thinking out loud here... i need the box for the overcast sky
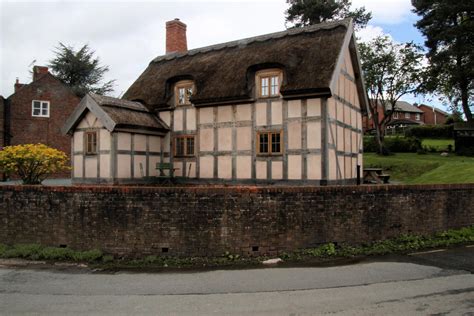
[0,0,439,107]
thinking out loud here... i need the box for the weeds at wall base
[1,226,473,269]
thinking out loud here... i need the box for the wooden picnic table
[363,168,390,184]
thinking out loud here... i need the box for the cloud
[352,0,414,25]
[0,1,287,97]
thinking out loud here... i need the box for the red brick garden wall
[0,184,473,258]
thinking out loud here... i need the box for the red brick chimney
[32,66,49,81]
[14,78,25,92]
[166,18,187,54]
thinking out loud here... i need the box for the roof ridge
[152,18,351,63]
[89,93,150,113]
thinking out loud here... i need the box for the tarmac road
[0,245,473,315]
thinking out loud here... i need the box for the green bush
[405,124,454,139]
[40,247,74,260]
[364,136,422,153]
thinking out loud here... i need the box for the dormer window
[256,69,282,98]
[175,80,194,106]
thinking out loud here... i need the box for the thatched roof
[63,93,169,136]
[124,19,354,109]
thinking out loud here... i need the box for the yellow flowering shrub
[0,144,70,184]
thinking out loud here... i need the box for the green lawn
[421,138,454,151]
[364,153,474,184]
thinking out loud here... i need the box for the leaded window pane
[186,137,194,156]
[259,133,269,153]
[270,76,279,96]
[271,132,281,153]
[261,77,269,96]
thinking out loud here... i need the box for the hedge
[364,136,422,153]
[405,124,454,139]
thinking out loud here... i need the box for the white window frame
[415,113,421,121]
[405,112,410,119]
[393,112,399,119]
[32,100,50,118]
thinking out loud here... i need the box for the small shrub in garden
[0,144,69,184]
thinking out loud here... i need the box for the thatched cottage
[64,18,368,185]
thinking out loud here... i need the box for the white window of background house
[32,100,50,117]
[415,113,421,121]
[405,112,410,119]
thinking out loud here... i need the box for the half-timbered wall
[159,97,325,183]
[72,111,163,184]
[326,47,363,183]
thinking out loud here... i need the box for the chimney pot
[166,18,187,54]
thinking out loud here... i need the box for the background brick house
[363,100,424,133]
[1,66,80,177]
[417,104,448,125]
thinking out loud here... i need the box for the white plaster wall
[199,107,213,124]
[159,111,171,127]
[134,134,147,152]
[73,131,84,152]
[185,161,196,178]
[287,155,301,180]
[117,133,131,151]
[307,98,321,117]
[200,128,214,152]
[117,154,131,178]
[199,156,214,178]
[187,108,196,130]
[217,106,233,123]
[271,161,283,180]
[149,156,160,177]
[99,129,111,151]
[236,104,251,121]
[288,100,301,118]
[256,161,267,179]
[85,157,97,178]
[307,121,321,149]
[288,121,302,149]
[236,156,251,179]
[217,127,232,151]
[236,127,252,151]
[218,156,232,179]
[99,154,110,178]
[271,101,282,125]
[174,109,183,131]
[134,155,146,178]
[73,155,83,177]
[307,154,321,180]
[256,102,266,126]
[77,111,103,129]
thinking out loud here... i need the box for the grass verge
[1,226,473,269]
[364,153,474,184]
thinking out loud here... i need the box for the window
[257,131,282,155]
[175,81,194,106]
[405,112,410,119]
[174,136,195,157]
[256,69,282,98]
[415,113,420,121]
[85,131,98,155]
[393,112,399,119]
[32,100,50,117]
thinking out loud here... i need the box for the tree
[359,36,425,154]
[48,43,115,97]
[412,0,473,122]
[0,144,69,184]
[285,0,372,29]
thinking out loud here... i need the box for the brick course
[0,184,473,258]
